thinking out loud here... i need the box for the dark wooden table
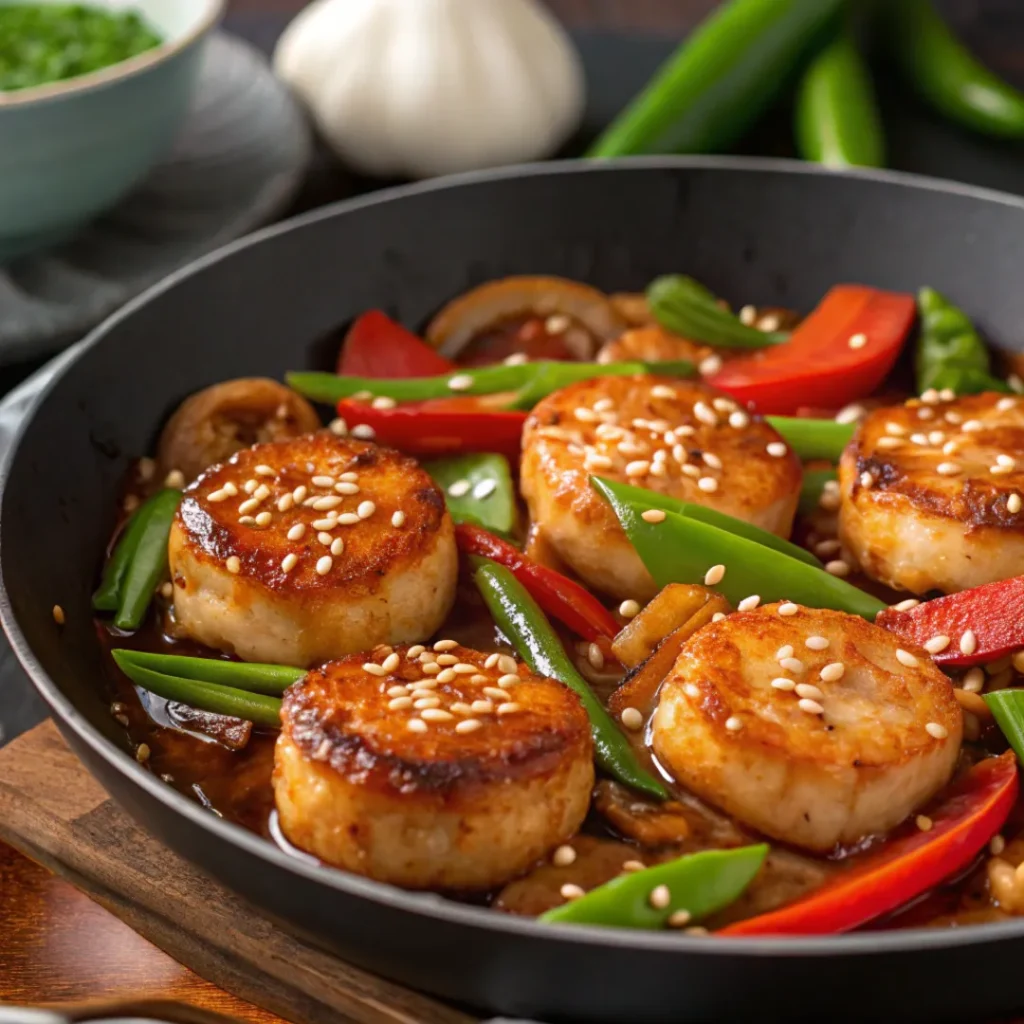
[2,1,1023,1020]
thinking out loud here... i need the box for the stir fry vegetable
[112,652,284,729]
[985,692,1024,765]
[288,359,694,408]
[795,31,884,169]
[93,502,157,611]
[112,649,304,695]
[646,276,787,349]
[587,0,843,157]
[336,399,527,459]
[877,576,1024,668]
[473,560,667,800]
[541,844,768,928]
[424,453,516,534]
[337,310,454,378]
[109,489,180,631]
[710,285,916,414]
[594,477,885,620]
[722,753,1018,935]
[799,468,838,516]
[457,523,619,642]
[915,286,1009,396]
[766,417,854,462]
[885,0,1024,139]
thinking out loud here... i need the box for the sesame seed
[560,883,586,902]
[434,639,458,652]
[937,462,961,476]
[588,643,605,669]
[160,582,173,599]
[471,699,494,714]
[738,304,756,325]
[357,500,376,519]
[702,452,723,470]
[771,678,796,691]
[910,433,929,446]
[798,698,824,715]
[780,657,804,673]
[484,686,512,702]
[310,475,334,488]
[805,636,829,651]
[351,424,376,440]
[496,702,522,715]
[1010,494,1023,514]
[225,555,241,575]
[877,436,902,449]
[815,539,841,557]
[848,332,867,349]
[991,835,1007,856]
[253,485,271,502]
[619,599,641,619]
[681,464,701,479]
[725,716,743,732]
[455,718,483,735]
[281,553,298,573]
[998,397,1017,411]
[926,722,949,739]
[642,509,666,523]
[238,498,260,515]
[165,469,185,489]
[895,649,918,668]
[207,488,230,503]
[651,384,676,400]
[407,718,428,733]
[892,598,920,611]
[436,654,458,666]
[452,663,477,675]
[314,555,332,576]
[700,355,724,377]
[574,407,600,423]
[778,602,799,617]
[381,652,400,673]
[312,496,342,511]
[243,479,259,495]
[693,402,718,426]
[420,708,454,722]
[962,667,985,692]
[496,674,519,690]
[942,441,960,456]
[820,662,845,682]
[251,511,270,527]
[135,743,151,763]
[766,442,788,458]
[422,663,441,675]
[550,845,578,868]
[338,513,360,525]
[387,684,409,697]
[859,471,874,488]
[835,403,865,425]
[796,683,824,700]
[825,560,850,577]
[916,815,933,832]
[737,595,760,612]
[621,707,644,730]
[414,697,440,710]
[960,630,978,656]
[667,909,693,928]
[626,460,651,477]
[52,604,65,625]
[698,476,719,493]
[777,645,794,660]
[329,537,344,556]
[388,696,413,710]
[622,859,647,873]
[704,564,726,586]
[649,884,672,910]
[924,634,951,654]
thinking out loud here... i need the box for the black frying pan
[4,158,1024,1024]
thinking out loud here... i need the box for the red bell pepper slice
[721,752,1018,936]
[338,311,455,378]
[337,398,526,460]
[709,286,916,415]
[456,523,619,643]
[877,576,1024,668]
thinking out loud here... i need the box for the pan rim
[5,154,1024,958]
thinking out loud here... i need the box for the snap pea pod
[424,453,517,534]
[590,477,821,568]
[111,649,305,695]
[111,653,283,729]
[541,844,768,928]
[286,360,695,408]
[473,560,668,800]
[594,478,885,620]
[795,31,885,168]
[766,417,854,462]
[916,287,1010,396]
[799,468,839,517]
[885,0,1024,139]
[647,276,788,349]
[112,489,181,631]
[984,690,1024,765]
[93,504,154,611]
[587,0,843,156]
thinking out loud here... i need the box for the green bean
[111,649,304,695]
[424,453,517,534]
[985,690,1024,764]
[767,417,854,461]
[594,478,884,620]
[473,561,667,800]
[112,653,282,729]
[799,468,838,516]
[540,844,768,928]
[590,477,821,568]
[113,489,181,631]
[93,505,152,611]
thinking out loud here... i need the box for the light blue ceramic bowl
[0,0,223,261]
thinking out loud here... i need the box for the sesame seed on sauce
[926,722,949,739]
[471,699,493,714]
[434,639,458,652]
[704,564,726,586]
[281,553,298,574]
[877,436,901,450]
[621,707,644,730]
[226,556,241,574]
[52,604,65,625]
[725,716,743,732]
[407,718,428,733]
[619,599,641,619]
[895,649,918,668]
[496,702,522,715]
[642,509,666,523]
[924,635,951,654]
[553,845,577,867]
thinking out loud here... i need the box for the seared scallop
[839,392,1024,594]
[168,434,457,666]
[650,603,962,852]
[273,644,593,889]
[598,325,725,379]
[520,376,802,600]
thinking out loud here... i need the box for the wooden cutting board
[0,720,478,1024]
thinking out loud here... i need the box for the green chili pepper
[424,454,517,534]
[111,649,304,695]
[590,477,821,568]
[594,477,885,620]
[884,0,1024,139]
[112,489,181,631]
[587,0,843,157]
[799,468,838,516]
[93,505,153,611]
[473,561,667,800]
[915,287,1009,396]
[984,690,1024,764]
[111,652,283,729]
[286,360,695,408]
[647,276,788,350]
[766,417,855,461]
[795,31,884,168]
[540,844,768,928]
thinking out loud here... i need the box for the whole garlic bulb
[273,0,585,179]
